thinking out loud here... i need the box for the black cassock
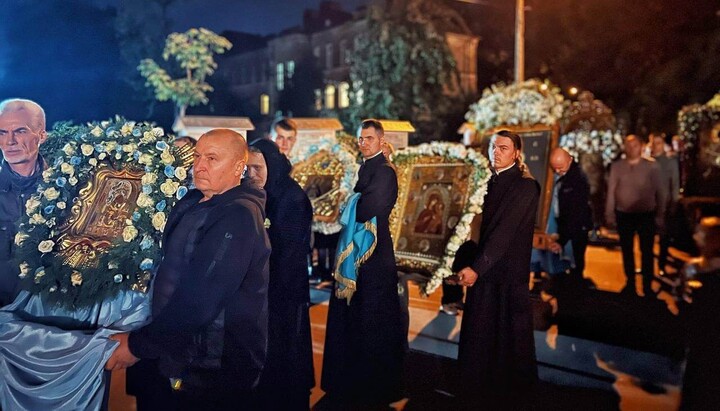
[253,139,315,409]
[458,164,540,399]
[321,153,407,405]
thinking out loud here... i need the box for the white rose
[62,143,75,156]
[91,125,103,137]
[38,240,55,254]
[56,201,66,210]
[30,213,46,225]
[68,176,78,186]
[141,173,158,185]
[152,212,166,231]
[105,141,118,152]
[160,150,175,165]
[136,193,155,208]
[152,127,164,137]
[174,166,187,181]
[120,123,134,136]
[15,232,29,246]
[81,144,94,156]
[138,153,153,165]
[88,158,98,166]
[160,180,179,197]
[43,187,60,201]
[42,169,53,182]
[140,131,156,144]
[60,162,74,176]
[98,152,107,160]
[122,225,139,242]
[25,197,41,214]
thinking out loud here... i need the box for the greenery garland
[391,142,490,295]
[13,118,190,308]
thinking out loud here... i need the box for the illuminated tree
[138,28,232,119]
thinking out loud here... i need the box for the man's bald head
[193,128,249,201]
[549,147,573,176]
[199,128,248,163]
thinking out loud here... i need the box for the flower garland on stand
[558,129,624,167]
[290,138,360,234]
[465,78,565,133]
[14,117,190,308]
[391,142,490,295]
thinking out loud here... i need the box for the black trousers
[569,231,590,281]
[441,283,464,305]
[616,211,655,291]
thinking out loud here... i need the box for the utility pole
[514,0,525,83]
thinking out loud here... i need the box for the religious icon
[414,192,446,235]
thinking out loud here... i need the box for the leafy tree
[344,0,462,143]
[138,28,232,119]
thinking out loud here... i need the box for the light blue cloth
[531,176,574,276]
[333,192,377,303]
[0,290,150,410]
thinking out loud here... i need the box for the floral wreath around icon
[13,118,190,308]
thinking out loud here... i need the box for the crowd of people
[0,97,713,409]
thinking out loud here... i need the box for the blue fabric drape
[0,290,150,410]
[333,193,377,303]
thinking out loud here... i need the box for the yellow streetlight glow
[569,86,579,95]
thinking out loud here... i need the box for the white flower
[62,143,75,156]
[152,127,164,137]
[43,187,60,201]
[88,158,98,167]
[56,201,66,210]
[122,143,136,153]
[90,126,104,137]
[140,131,156,144]
[174,166,187,181]
[15,232,29,246]
[71,271,83,286]
[160,150,175,165]
[138,153,153,165]
[141,173,158,185]
[25,197,41,214]
[122,225,139,242]
[152,212,166,231]
[18,262,30,278]
[98,152,107,160]
[68,176,78,186]
[81,144,94,156]
[42,169,53,182]
[120,122,135,136]
[160,180,180,197]
[38,240,55,253]
[30,213,46,225]
[60,162,74,176]
[105,141,118,152]
[136,193,155,208]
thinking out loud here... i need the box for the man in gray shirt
[649,132,680,275]
[605,134,667,297]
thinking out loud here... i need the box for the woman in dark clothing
[248,139,314,410]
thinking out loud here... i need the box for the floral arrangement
[290,138,360,234]
[14,118,190,308]
[678,101,720,158]
[465,78,565,133]
[391,142,490,295]
[558,129,624,167]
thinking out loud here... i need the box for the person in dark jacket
[0,99,47,306]
[247,138,315,410]
[321,119,407,409]
[107,129,271,410]
[456,130,540,408]
[548,147,594,283]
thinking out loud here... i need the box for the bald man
[547,147,594,284]
[108,129,271,410]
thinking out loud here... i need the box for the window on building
[314,89,322,111]
[260,94,270,115]
[276,62,284,91]
[353,80,364,105]
[325,43,333,69]
[338,82,350,108]
[339,39,348,64]
[287,60,295,79]
[325,84,336,109]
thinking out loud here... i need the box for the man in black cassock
[321,119,407,408]
[456,130,540,406]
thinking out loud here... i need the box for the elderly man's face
[193,134,245,200]
[550,153,572,176]
[624,137,643,160]
[0,110,47,173]
[246,151,268,189]
[273,127,296,156]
